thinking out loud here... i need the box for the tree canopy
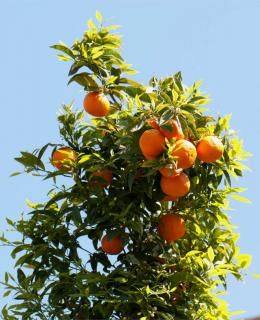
[0,12,251,320]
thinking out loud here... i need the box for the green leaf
[88,18,96,30]
[37,143,51,159]
[230,195,251,203]
[92,50,104,60]
[159,109,175,125]
[145,285,150,295]
[0,236,9,243]
[57,54,70,61]
[119,78,144,88]
[11,245,31,259]
[229,310,245,316]
[237,254,251,269]
[17,269,26,286]
[6,218,15,227]
[15,151,45,170]
[3,290,11,298]
[72,207,82,225]
[78,154,92,165]
[127,172,135,191]
[103,24,121,31]
[15,253,33,268]
[10,172,21,177]
[68,72,99,89]
[106,76,118,85]
[207,247,215,262]
[96,11,103,22]
[44,192,69,208]
[50,44,74,58]
[68,61,85,76]
[160,123,173,133]
[223,170,232,187]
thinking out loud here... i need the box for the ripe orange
[142,152,157,160]
[157,213,186,243]
[90,170,113,188]
[83,91,110,117]
[147,118,160,130]
[197,136,224,163]
[171,139,197,169]
[52,147,77,171]
[162,195,178,202]
[101,234,124,255]
[139,129,165,160]
[160,172,190,198]
[160,119,184,141]
[159,165,182,178]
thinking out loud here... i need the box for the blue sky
[0,0,260,318]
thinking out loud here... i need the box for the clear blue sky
[0,1,260,318]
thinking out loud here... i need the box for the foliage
[0,12,251,320]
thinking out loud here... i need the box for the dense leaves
[1,12,251,320]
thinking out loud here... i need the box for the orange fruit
[139,129,165,160]
[160,119,184,141]
[147,118,160,130]
[83,91,110,117]
[101,234,124,255]
[157,213,186,243]
[159,165,182,178]
[197,136,224,163]
[142,152,157,160]
[90,170,113,188]
[171,139,197,169]
[52,147,77,171]
[160,172,190,198]
[162,195,178,202]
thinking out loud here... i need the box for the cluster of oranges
[51,91,224,256]
[139,118,224,200]
[139,117,224,249]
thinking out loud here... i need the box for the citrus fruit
[101,234,124,255]
[162,195,178,202]
[160,119,184,141]
[83,91,110,117]
[160,172,190,198]
[52,147,77,171]
[147,118,160,130]
[157,213,186,243]
[171,139,197,169]
[90,170,113,188]
[159,165,182,178]
[139,129,165,160]
[196,136,224,163]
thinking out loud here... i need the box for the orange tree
[0,12,252,320]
